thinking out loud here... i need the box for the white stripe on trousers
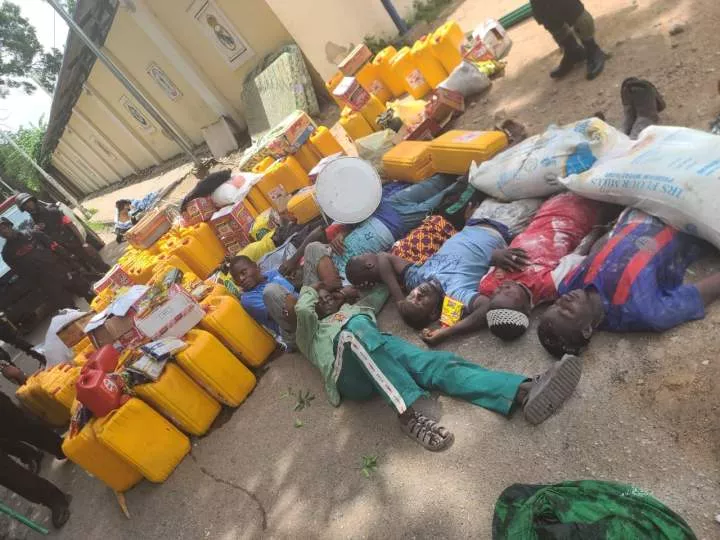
[334,331,408,414]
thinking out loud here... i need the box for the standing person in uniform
[0,218,94,311]
[0,391,71,528]
[531,0,606,80]
[16,193,109,275]
[0,313,46,366]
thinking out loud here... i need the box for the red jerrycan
[76,370,128,418]
[83,345,120,374]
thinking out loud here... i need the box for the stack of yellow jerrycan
[372,46,405,98]
[429,130,509,175]
[293,141,322,173]
[16,365,80,426]
[133,363,220,437]
[340,107,374,141]
[382,141,436,182]
[390,47,431,99]
[200,295,275,368]
[160,231,222,279]
[92,398,190,483]
[118,248,159,285]
[411,35,448,88]
[62,416,143,492]
[355,62,393,104]
[430,21,465,73]
[310,126,344,157]
[177,329,257,406]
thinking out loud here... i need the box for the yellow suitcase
[133,363,220,437]
[382,141,436,182]
[176,329,256,407]
[287,186,321,225]
[62,419,143,492]
[200,295,276,368]
[429,130,509,175]
[93,398,190,483]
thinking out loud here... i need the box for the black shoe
[51,494,72,529]
[550,35,586,79]
[583,39,606,80]
[523,354,583,425]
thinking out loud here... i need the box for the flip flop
[523,354,583,425]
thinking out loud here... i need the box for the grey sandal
[400,410,454,452]
[523,354,583,425]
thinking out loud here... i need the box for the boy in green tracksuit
[293,284,583,451]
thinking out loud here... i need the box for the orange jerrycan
[177,329,257,407]
[133,363,220,437]
[62,418,143,492]
[93,398,190,483]
[200,295,276,368]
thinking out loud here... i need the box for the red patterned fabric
[391,215,457,264]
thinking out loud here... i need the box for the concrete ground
[3,0,720,537]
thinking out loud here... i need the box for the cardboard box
[93,265,134,294]
[333,77,371,112]
[404,115,444,141]
[428,88,465,117]
[338,44,373,76]
[133,285,205,341]
[88,313,144,350]
[210,201,255,238]
[181,196,216,225]
[464,37,495,63]
[57,313,96,349]
[265,110,317,158]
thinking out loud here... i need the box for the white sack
[470,118,630,201]
[439,61,491,98]
[562,125,720,249]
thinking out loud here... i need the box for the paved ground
[2,0,720,537]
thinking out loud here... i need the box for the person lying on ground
[346,198,543,330]
[290,282,583,451]
[538,208,720,357]
[419,193,615,346]
[228,243,342,350]
[279,174,459,280]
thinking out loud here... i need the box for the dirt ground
[3,0,720,538]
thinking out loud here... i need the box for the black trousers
[0,393,66,509]
[531,0,585,33]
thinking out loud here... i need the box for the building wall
[263,0,409,80]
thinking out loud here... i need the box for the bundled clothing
[391,215,458,265]
[493,480,696,539]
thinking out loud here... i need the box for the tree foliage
[0,1,65,98]
[0,119,47,194]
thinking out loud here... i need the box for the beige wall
[263,0,406,80]
[145,0,294,116]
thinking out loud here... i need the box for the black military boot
[550,34,586,79]
[583,38,606,80]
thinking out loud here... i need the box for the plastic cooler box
[92,398,190,483]
[382,141,436,182]
[176,329,256,407]
[62,418,143,492]
[133,363,220,436]
[429,130,509,175]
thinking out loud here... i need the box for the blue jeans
[387,174,457,235]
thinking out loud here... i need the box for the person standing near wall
[530,0,607,80]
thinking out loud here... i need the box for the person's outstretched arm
[376,253,411,303]
[421,295,490,346]
[279,226,328,275]
[695,273,720,307]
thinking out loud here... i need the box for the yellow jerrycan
[176,329,257,407]
[200,295,276,368]
[310,126,344,157]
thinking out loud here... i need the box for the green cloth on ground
[294,285,389,406]
[493,480,697,540]
[334,315,525,415]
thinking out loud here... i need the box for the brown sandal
[400,410,454,452]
